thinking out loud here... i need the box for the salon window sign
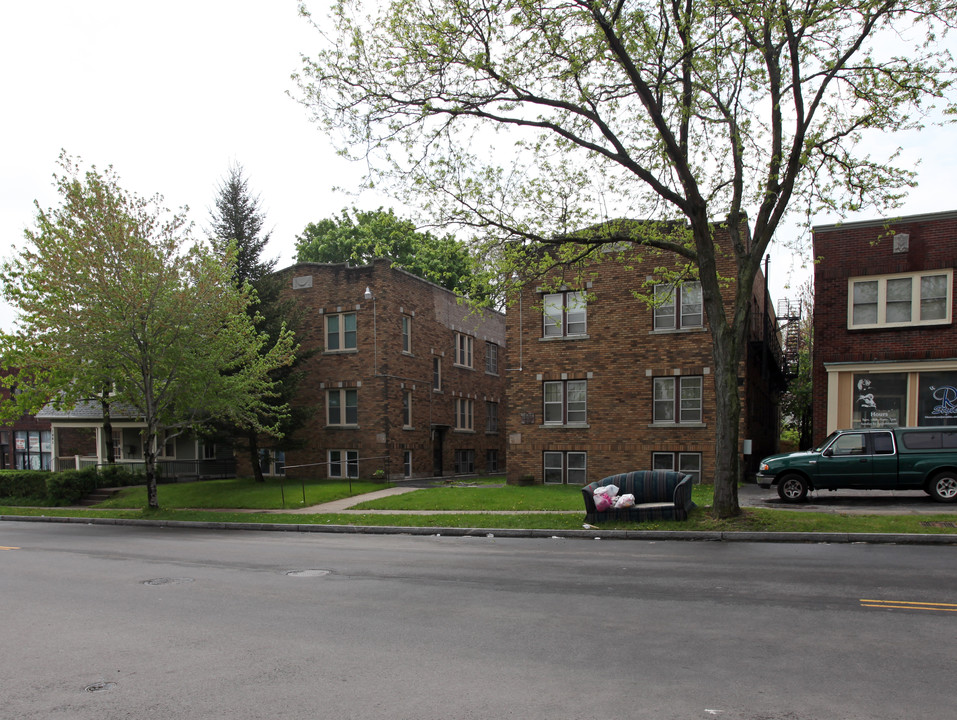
[854,374,906,428]
[919,372,957,426]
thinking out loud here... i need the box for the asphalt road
[2,521,956,720]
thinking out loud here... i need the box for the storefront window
[853,373,907,428]
[918,372,957,426]
[14,430,52,470]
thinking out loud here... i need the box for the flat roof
[814,209,957,233]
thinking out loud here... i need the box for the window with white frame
[543,291,587,337]
[654,281,703,330]
[259,449,286,476]
[454,449,475,474]
[455,398,474,430]
[455,333,474,368]
[325,312,357,351]
[433,357,442,391]
[328,449,359,478]
[849,270,953,329]
[486,401,499,432]
[543,380,587,425]
[112,430,124,460]
[327,388,358,426]
[543,451,587,484]
[201,441,216,460]
[402,390,412,427]
[652,451,702,483]
[402,315,412,354]
[485,341,499,374]
[653,376,703,423]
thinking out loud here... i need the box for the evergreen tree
[209,163,276,285]
[208,165,305,482]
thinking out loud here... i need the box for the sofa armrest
[582,483,598,515]
[672,475,694,512]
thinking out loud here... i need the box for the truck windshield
[812,431,840,453]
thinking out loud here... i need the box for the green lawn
[2,477,956,536]
[93,476,389,510]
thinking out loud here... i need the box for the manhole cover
[285,569,331,577]
[142,577,195,586]
[85,682,117,693]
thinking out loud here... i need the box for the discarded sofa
[582,470,695,523]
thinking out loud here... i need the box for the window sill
[540,423,590,429]
[649,327,706,335]
[453,428,476,434]
[452,363,475,371]
[648,422,707,429]
[325,425,360,430]
[539,334,590,342]
[847,319,951,331]
[323,349,359,355]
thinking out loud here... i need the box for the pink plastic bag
[594,492,613,512]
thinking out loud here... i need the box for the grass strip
[4,504,957,535]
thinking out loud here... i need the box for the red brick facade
[812,211,957,441]
[276,259,507,480]
[505,236,782,485]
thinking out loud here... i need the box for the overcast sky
[2,1,955,331]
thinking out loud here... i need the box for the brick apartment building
[812,210,957,440]
[504,230,784,486]
[272,259,507,481]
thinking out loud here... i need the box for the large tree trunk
[143,426,159,509]
[248,430,265,483]
[711,326,742,518]
[101,390,115,466]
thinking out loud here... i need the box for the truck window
[830,433,867,456]
[901,432,941,450]
[872,432,894,454]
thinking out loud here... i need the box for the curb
[4,514,957,545]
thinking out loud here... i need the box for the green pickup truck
[756,427,957,503]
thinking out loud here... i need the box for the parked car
[756,427,957,503]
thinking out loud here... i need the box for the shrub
[97,463,145,488]
[0,470,49,500]
[45,467,99,505]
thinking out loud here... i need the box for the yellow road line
[861,599,957,612]
[0,546,20,550]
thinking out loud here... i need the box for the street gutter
[3,513,957,545]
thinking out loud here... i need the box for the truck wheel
[928,472,957,503]
[777,474,808,503]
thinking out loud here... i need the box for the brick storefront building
[505,229,784,486]
[271,259,507,481]
[812,210,957,440]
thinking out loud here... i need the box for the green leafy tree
[0,153,296,508]
[208,165,308,482]
[296,0,957,516]
[296,207,488,298]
